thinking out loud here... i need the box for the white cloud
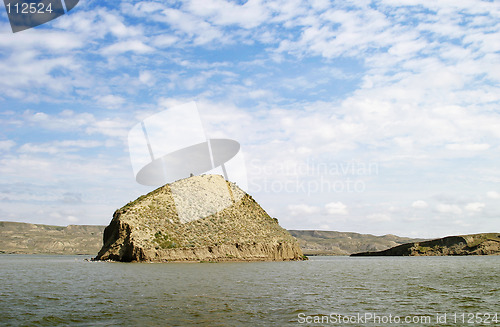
[17,144,62,155]
[446,143,490,152]
[464,202,485,213]
[325,202,348,215]
[276,5,392,59]
[86,119,131,140]
[412,200,428,209]
[123,1,167,18]
[101,40,155,55]
[436,204,462,215]
[139,71,156,86]
[97,94,126,109]
[16,110,130,142]
[18,140,103,154]
[185,0,270,29]
[366,213,391,222]
[151,8,224,45]
[125,1,166,15]
[0,30,84,52]
[103,13,143,39]
[0,7,156,100]
[487,191,500,199]
[23,110,95,132]
[0,140,15,152]
[0,51,79,97]
[66,215,79,223]
[55,7,145,41]
[152,35,180,48]
[452,219,472,228]
[288,204,320,216]
[158,97,198,110]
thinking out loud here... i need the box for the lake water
[0,255,499,326]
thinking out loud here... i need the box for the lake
[0,255,498,326]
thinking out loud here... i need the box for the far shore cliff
[351,233,500,256]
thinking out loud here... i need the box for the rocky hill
[351,233,500,256]
[94,175,304,262]
[0,221,104,255]
[289,230,426,255]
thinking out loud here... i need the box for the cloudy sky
[1,0,499,238]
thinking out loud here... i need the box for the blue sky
[1,0,499,238]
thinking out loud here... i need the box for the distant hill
[1,221,428,256]
[289,230,427,255]
[351,233,500,256]
[0,221,104,255]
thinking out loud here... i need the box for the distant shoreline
[0,221,424,256]
[1,221,497,256]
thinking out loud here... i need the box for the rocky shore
[351,233,500,256]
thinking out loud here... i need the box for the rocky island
[94,175,305,262]
[351,233,500,256]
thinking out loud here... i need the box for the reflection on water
[0,255,498,326]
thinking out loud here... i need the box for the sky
[0,0,499,238]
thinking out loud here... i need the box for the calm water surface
[0,255,499,326]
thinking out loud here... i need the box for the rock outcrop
[94,175,305,262]
[351,233,500,256]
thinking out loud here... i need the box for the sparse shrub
[154,231,178,249]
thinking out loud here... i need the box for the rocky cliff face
[351,233,500,256]
[94,175,304,262]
